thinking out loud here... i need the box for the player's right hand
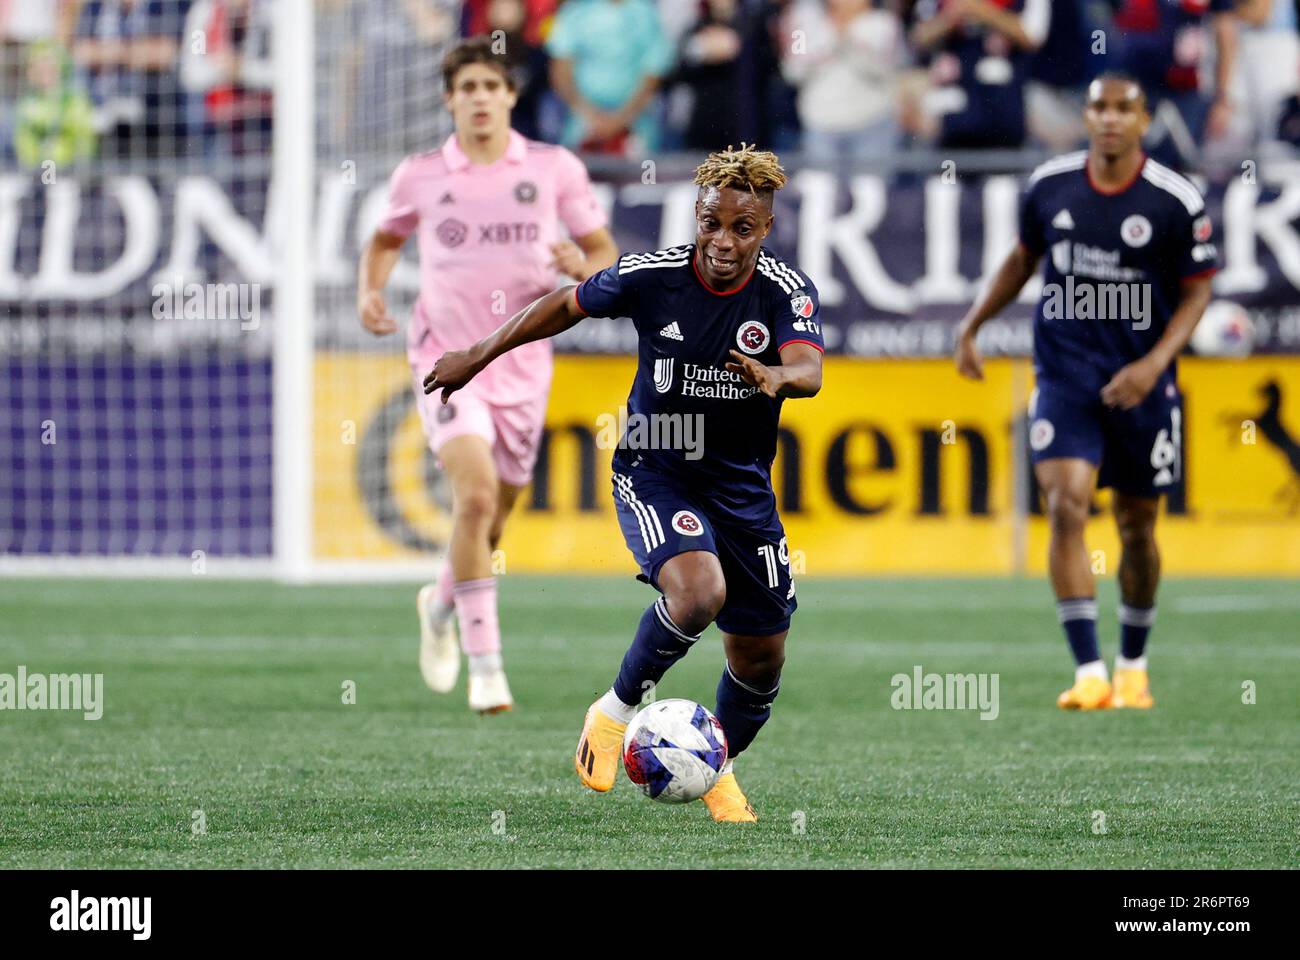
[423,349,478,402]
[359,290,398,336]
[954,329,984,380]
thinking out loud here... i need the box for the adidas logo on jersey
[659,322,684,341]
[1052,209,1075,230]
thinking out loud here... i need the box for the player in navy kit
[424,145,823,821]
[956,73,1218,711]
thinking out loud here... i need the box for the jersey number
[1149,408,1182,470]
[756,538,792,590]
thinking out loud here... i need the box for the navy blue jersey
[574,245,824,514]
[1019,151,1218,394]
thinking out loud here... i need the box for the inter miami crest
[514,181,538,204]
[435,218,468,247]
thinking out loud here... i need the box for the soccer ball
[622,699,728,804]
[1190,300,1254,357]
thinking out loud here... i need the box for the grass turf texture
[0,576,1296,869]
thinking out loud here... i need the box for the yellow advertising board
[1026,358,1300,576]
[313,354,1300,575]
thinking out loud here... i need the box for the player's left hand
[423,348,479,402]
[726,350,781,399]
[1100,357,1161,411]
[549,240,588,281]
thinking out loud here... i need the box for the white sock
[1076,659,1108,682]
[1115,654,1148,672]
[720,758,734,776]
[596,687,637,723]
[468,652,502,678]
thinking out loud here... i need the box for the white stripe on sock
[653,597,700,643]
[1118,604,1157,628]
[1057,598,1098,623]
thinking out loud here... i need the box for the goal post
[272,0,315,583]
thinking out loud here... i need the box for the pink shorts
[413,378,548,488]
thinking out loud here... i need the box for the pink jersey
[377,130,608,405]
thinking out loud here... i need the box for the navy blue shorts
[610,469,797,636]
[1029,376,1183,497]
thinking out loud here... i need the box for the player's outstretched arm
[726,343,823,400]
[954,242,1040,380]
[1100,274,1214,411]
[423,286,586,403]
[357,230,406,336]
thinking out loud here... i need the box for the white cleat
[417,584,460,694]
[467,670,513,715]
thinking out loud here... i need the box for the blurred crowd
[3,0,1300,172]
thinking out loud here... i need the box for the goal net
[0,0,457,577]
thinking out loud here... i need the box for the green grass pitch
[0,576,1295,869]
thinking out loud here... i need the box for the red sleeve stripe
[778,339,824,354]
[572,283,588,316]
[1183,267,1217,281]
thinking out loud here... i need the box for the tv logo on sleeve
[50,891,151,940]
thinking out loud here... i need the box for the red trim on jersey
[1086,152,1146,196]
[778,339,824,354]
[572,283,588,316]
[1182,267,1218,282]
[692,250,755,296]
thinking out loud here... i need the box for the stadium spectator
[2,2,76,163]
[1232,0,1299,147]
[659,0,712,46]
[482,0,550,141]
[1024,0,1105,150]
[314,0,353,160]
[1107,0,1238,170]
[3,0,78,100]
[180,0,273,156]
[461,0,558,44]
[669,0,765,150]
[545,0,675,154]
[13,39,98,170]
[337,0,460,156]
[71,0,193,160]
[904,0,1051,150]
[756,0,803,150]
[779,0,904,163]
